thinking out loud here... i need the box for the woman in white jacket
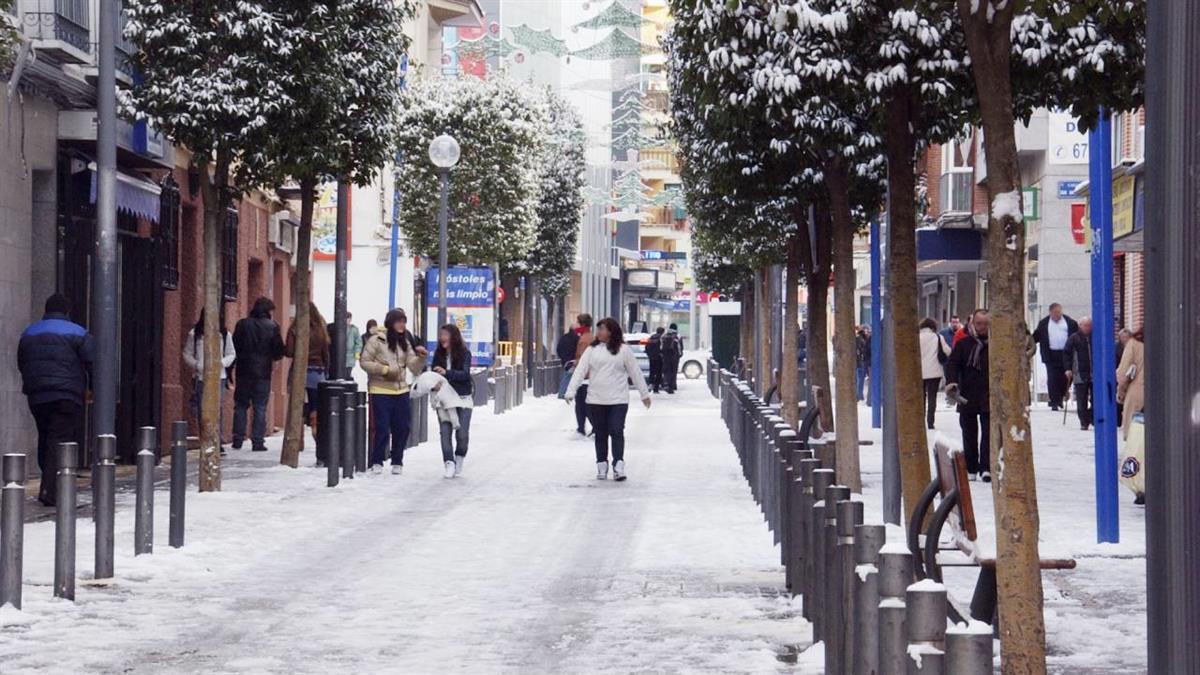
[183,307,237,443]
[918,317,951,430]
[566,318,651,481]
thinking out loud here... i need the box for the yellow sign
[1112,174,1136,238]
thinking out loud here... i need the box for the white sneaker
[391,464,404,475]
[596,461,609,480]
[613,460,627,482]
[370,464,383,475]
[980,471,992,483]
[453,455,465,476]
[443,461,456,479]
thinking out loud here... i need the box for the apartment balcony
[639,148,679,179]
[20,0,91,64]
[938,170,974,215]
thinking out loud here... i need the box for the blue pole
[870,219,882,428]
[388,55,409,311]
[1087,111,1119,544]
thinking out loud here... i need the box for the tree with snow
[0,0,18,74]
[528,88,586,300]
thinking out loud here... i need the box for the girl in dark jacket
[432,323,474,477]
[944,310,991,482]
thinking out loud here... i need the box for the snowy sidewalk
[0,381,805,674]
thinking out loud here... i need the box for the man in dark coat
[1032,303,1079,411]
[944,309,991,482]
[231,297,285,451]
[18,294,94,506]
[645,327,665,393]
[555,321,580,399]
[854,327,871,401]
[660,323,683,394]
[1064,316,1094,430]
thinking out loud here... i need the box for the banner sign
[425,266,496,366]
[313,182,351,261]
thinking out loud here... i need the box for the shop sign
[1112,174,1136,238]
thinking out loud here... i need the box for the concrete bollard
[93,434,116,579]
[945,621,994,674]
[54,442,79,600]
[135,426,156,556]
[169,422,188,549]
[853,524,888,675]
[836,498,865,674]
[906,580,948,674]
[822,485,851,661]
[878,545,914,675]
[355,391,368,473]
[806,468,835,623]
[327,405,341,487]
[342,391,356,479]
[0,454,25,609]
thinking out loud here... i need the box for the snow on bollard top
[878,541,912,556]
[907,643,944,668]
[907,578,946,593]
[779,429,798,438]
[855,563,878,582]
[885,523,907,543]
[879,597,906,609]
[946,619,994,635]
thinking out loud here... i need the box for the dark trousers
[232,377,271,448]
[959,411,991,475]
[856,366,869,401]
[923,378,941,429]
[663,356,679,392]
[588,403,629,464]
[29,399,83,504]
[1075,381,1093,428]
[575,384,589,434]
[439,407,473,462]
[371,392,412,466]
[648,357,663,391]
[1046,352,1068,408]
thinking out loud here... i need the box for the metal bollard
[54,442,79,600]
[355,391,368,473]
[0,454,25,609]
[878,546,914,675]
[790,457,819,595]
[854,524,888,675]
[94,434,116,579]
[342,391,356,479]
[906,580,947,674]
[327,405,341,487]
[945,622,993,674]
[170,422,188,548]
[822,485,851,659]
[835,498,865,673]
[806,468,835,623]
[135,426,156,556]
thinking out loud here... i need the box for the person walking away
[555,319,580,399]
[286,303,331,457]
[231,297,285,452]
[661,323,683,394]
[855,326,872,402]
[1115,328,1132,424]
[1033,303,1079,410]
[360,308,426,474]
[945,310,992,482]
[940,316,961,348]
[646,327,665,393]
[344,312,362,376]
[183,306,237,448]
[572,313,595,436]
[432,323,474,478]
[1116,328,1145,439]
[919,318,951,430]
[1064,317,1095,430]
[17,294,94,506]
[565,318,651,481]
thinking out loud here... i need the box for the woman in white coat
[919,317,951,430]
[183,307,237,443]
[566,318,651,481]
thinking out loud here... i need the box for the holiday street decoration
[573,1,646,31]
[509,24,568,58]
[453,35,518,61]
[570,29,657,60]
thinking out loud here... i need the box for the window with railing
[158,174,180,290]
[22,0,91,53]
[222,206,238,301]
[939,139,973,213]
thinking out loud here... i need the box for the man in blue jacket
[18,294,94,506]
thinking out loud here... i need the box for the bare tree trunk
[781,234,801,428]
[800,207,834,433]
[827,160,863,491]
[958,2,1046,670]
[885,91,932,516]
[757,266,772,397]
[281,178,316,468]
[740,275,755,379]
[196,154,230,492]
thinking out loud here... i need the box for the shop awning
[88,163,163,224]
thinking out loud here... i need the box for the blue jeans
[855,365,869,401]
[439,407,473,462]
[588,403,628,463]
[232,377,271,448]
[558,368,573,399]
[192,377,227,440]
[371,392,411,466]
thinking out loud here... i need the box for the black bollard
[806,468,835,624]
[135,426,156,555]
[54,442,79,600]
[169,422,188,548]
[355,391,368,473]
[836,498,865,673]
[341,391,355,479]
[327,404,341,487]
[93,434,116,579]
[822,485,851,662]
[0,453,25,608]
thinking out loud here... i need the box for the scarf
[967,321,988,371]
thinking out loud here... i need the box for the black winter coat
[432,349,473,397]
[660,330,682,361]
[645,334,663,361]
[232,314,285,381]
[17,312,95,406]
[1064,331,1093,384]
[555,331,580,365]
[944,333,989,414]
[1033,314,1079,364]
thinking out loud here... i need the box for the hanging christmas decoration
[453,35,518,61]
[570,29,656,60]
[508,24,569,58]
[572,1,647,31]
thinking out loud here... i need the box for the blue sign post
[425,266,497,366]
[1088,113,1120,544]
[870,219,882,429]
[387,54,409,311]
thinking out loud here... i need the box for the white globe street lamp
[429,134,461,169]
[429,134,459,329]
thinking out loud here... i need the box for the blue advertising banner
[425,266,496,366]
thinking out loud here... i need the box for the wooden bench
[907,437,1077,622]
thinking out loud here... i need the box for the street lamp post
[429,134,460,331]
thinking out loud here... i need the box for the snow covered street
[0,381,804,674]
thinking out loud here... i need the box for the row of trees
[123,2,586,486]
[666,0,1142,669]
